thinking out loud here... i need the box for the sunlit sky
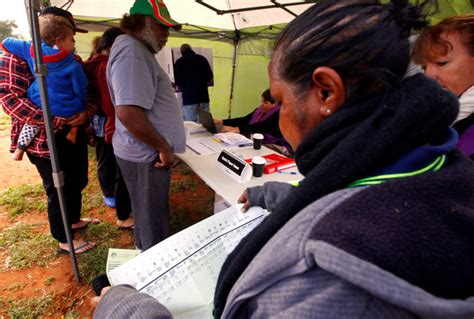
[1,1,31,38]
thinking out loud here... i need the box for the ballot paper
[107,205,265,319]
[106,248,141,273]
[184,121,207,135]
[186,136,247,155]
[213,132,252,146]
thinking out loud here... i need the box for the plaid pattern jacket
[0,52,95,158]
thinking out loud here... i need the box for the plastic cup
[252,133,264,150]
[252,156,266,177]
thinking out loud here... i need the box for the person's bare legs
[11,148,25,161]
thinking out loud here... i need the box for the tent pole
[25,0,81,282]
[227,30,240,119]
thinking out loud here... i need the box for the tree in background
[0,20,19,42]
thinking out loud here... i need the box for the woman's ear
[311,67,346,117]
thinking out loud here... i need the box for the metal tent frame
[24,0,81,282]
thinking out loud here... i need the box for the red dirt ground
[0,120,214,317]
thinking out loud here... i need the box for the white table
[177,123,302,205]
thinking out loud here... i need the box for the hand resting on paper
[238,190,250,212]
[238,182,295,213]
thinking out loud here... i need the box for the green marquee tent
[47,0,473,119]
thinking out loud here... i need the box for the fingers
[154,161,167,169]
[90,286,112,307]
[237,191,248,204]
[90,296,101,307]
[238,191,250,213]
[154,153,173,169]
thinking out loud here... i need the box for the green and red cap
[130,0,182,30]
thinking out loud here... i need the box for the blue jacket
[2,38,87,117]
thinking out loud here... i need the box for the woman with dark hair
[93,0,474,317]
[215,89,289,153]
[84,27,134,230]
[412,14,474,158]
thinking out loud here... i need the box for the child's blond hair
[39,14,74,47]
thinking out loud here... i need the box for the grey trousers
[116,157,171,251]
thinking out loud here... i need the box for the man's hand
[238,190,250,213]
[154,148,174,169]
[116,105,173,165]
[66,111,88,126]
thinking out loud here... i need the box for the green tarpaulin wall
[75,25,281,120]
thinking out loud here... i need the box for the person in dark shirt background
[174,43,213,121]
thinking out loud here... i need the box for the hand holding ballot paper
[104,205,265,319]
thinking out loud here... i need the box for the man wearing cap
[0,7,97,254]
[107,0,186,251]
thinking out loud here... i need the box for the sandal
[117,217,134,230]
[58,240,96,255]
[72,218,101,230]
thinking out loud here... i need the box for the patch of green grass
[44,276,55,286]
[0,293,55,319]
[82,145,103,213]
[78,243,109,284]
[0,225,57,270]
[174,162,193,175]
[88,145,96,161]
[0,184,46,218]
[0,224,35,247]
[82,189,103,213]
[2,282,28,293]
[170,178,198,193]
[170,206,195,233]
[195,199,214,217]
[64,311,81,319]
[78,222,126,283]
[86,221,120,242]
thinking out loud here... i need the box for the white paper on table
[186,136,240,155]
[213,132,252,146]
[184,121,207,134]
[107,205,265,318]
